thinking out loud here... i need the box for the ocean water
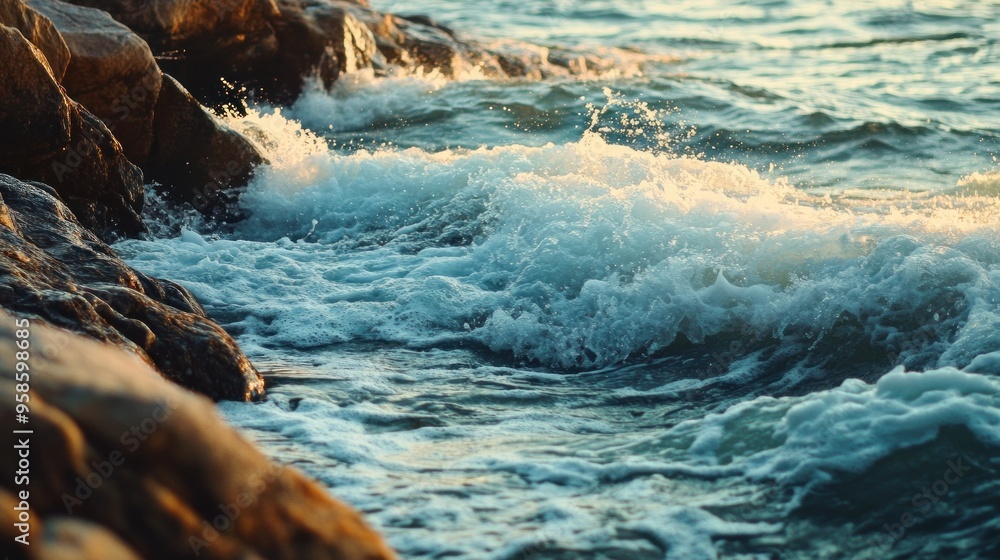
[116,1,1000,558]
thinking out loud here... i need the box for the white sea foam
[125,101,1000,372]
[113,2,1000,555]
[665,366,1000,492]
[287,70,455,133]
[119,100,1000,555]
[125,98,1000,374]
[110,89,1000,560]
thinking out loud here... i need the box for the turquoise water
[119,1,1000,558]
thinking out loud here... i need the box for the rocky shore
[0,0,600,556]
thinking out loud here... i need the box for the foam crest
[668,367,1000,489]
[129,98,1000,372]
[215,123,993,363]
[285,70,456,133]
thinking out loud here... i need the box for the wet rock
[26,0,162,165]
[65,0,281,66]
[147,74,266,223]
[361,11,475,77]
[0,313,396,560]
[57,0,496,103]
[108,0,379,105]
[0,173,264,400]
[0,24,144,240]
[264,0,377,102]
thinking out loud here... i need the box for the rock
[146,74,266,223]
[53,0,607,107]
[66,0,281,103]
[264,0,377,102]
[0,0,70,80]
[0,24,144,240]
[0,173,264,400]
[26,0,162,165]
[365,12,469,76]
[0,509,145,560]
[65,0,281,59]
[2,0,265,226]
[57,0,488,103]
[0,313,396,560]
[86,0,379,105]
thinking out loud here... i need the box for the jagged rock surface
[58,0,598,105]
[0,0,70,79]
[0,173,263,400]
[2,0,265,224]
[66,0,282,102]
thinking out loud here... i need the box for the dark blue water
[119,1,1000,558]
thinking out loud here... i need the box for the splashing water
[120,2,1000,557]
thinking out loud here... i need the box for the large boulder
[26,0,162,165]
[147,74,266,223]
[70,0,378,105]
[0,24,144,240]
[0,312,396,560]
[51,0,609,108]
[64,0,281,57]
[56,0,499,104]
[1,0,264,229]
[65,0,281,103]
[0,0,70,80]
[0,173,264,400]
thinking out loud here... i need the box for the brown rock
[0,173,264,400]
[33,517,143,560]
[365,12,466,75]
[26,0,162,165]
[55,0,606,109]
[0,313,396,559]
[66,0,281,103]
[58,0,491,104]
[65,0,280,53]
[0,24,144,240]
[266,0,377,100]
[0,0,70,80]
[147,74,266,223]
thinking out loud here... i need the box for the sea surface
[117,1,1000,558]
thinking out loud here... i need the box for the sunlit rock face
[0,24,144,240]
[0,313,396,560]
[55,0,600,106]
[26,0,163,166]
[0,174,263,401]
[0,0,70,80]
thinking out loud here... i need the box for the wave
[113,100,1000,380]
